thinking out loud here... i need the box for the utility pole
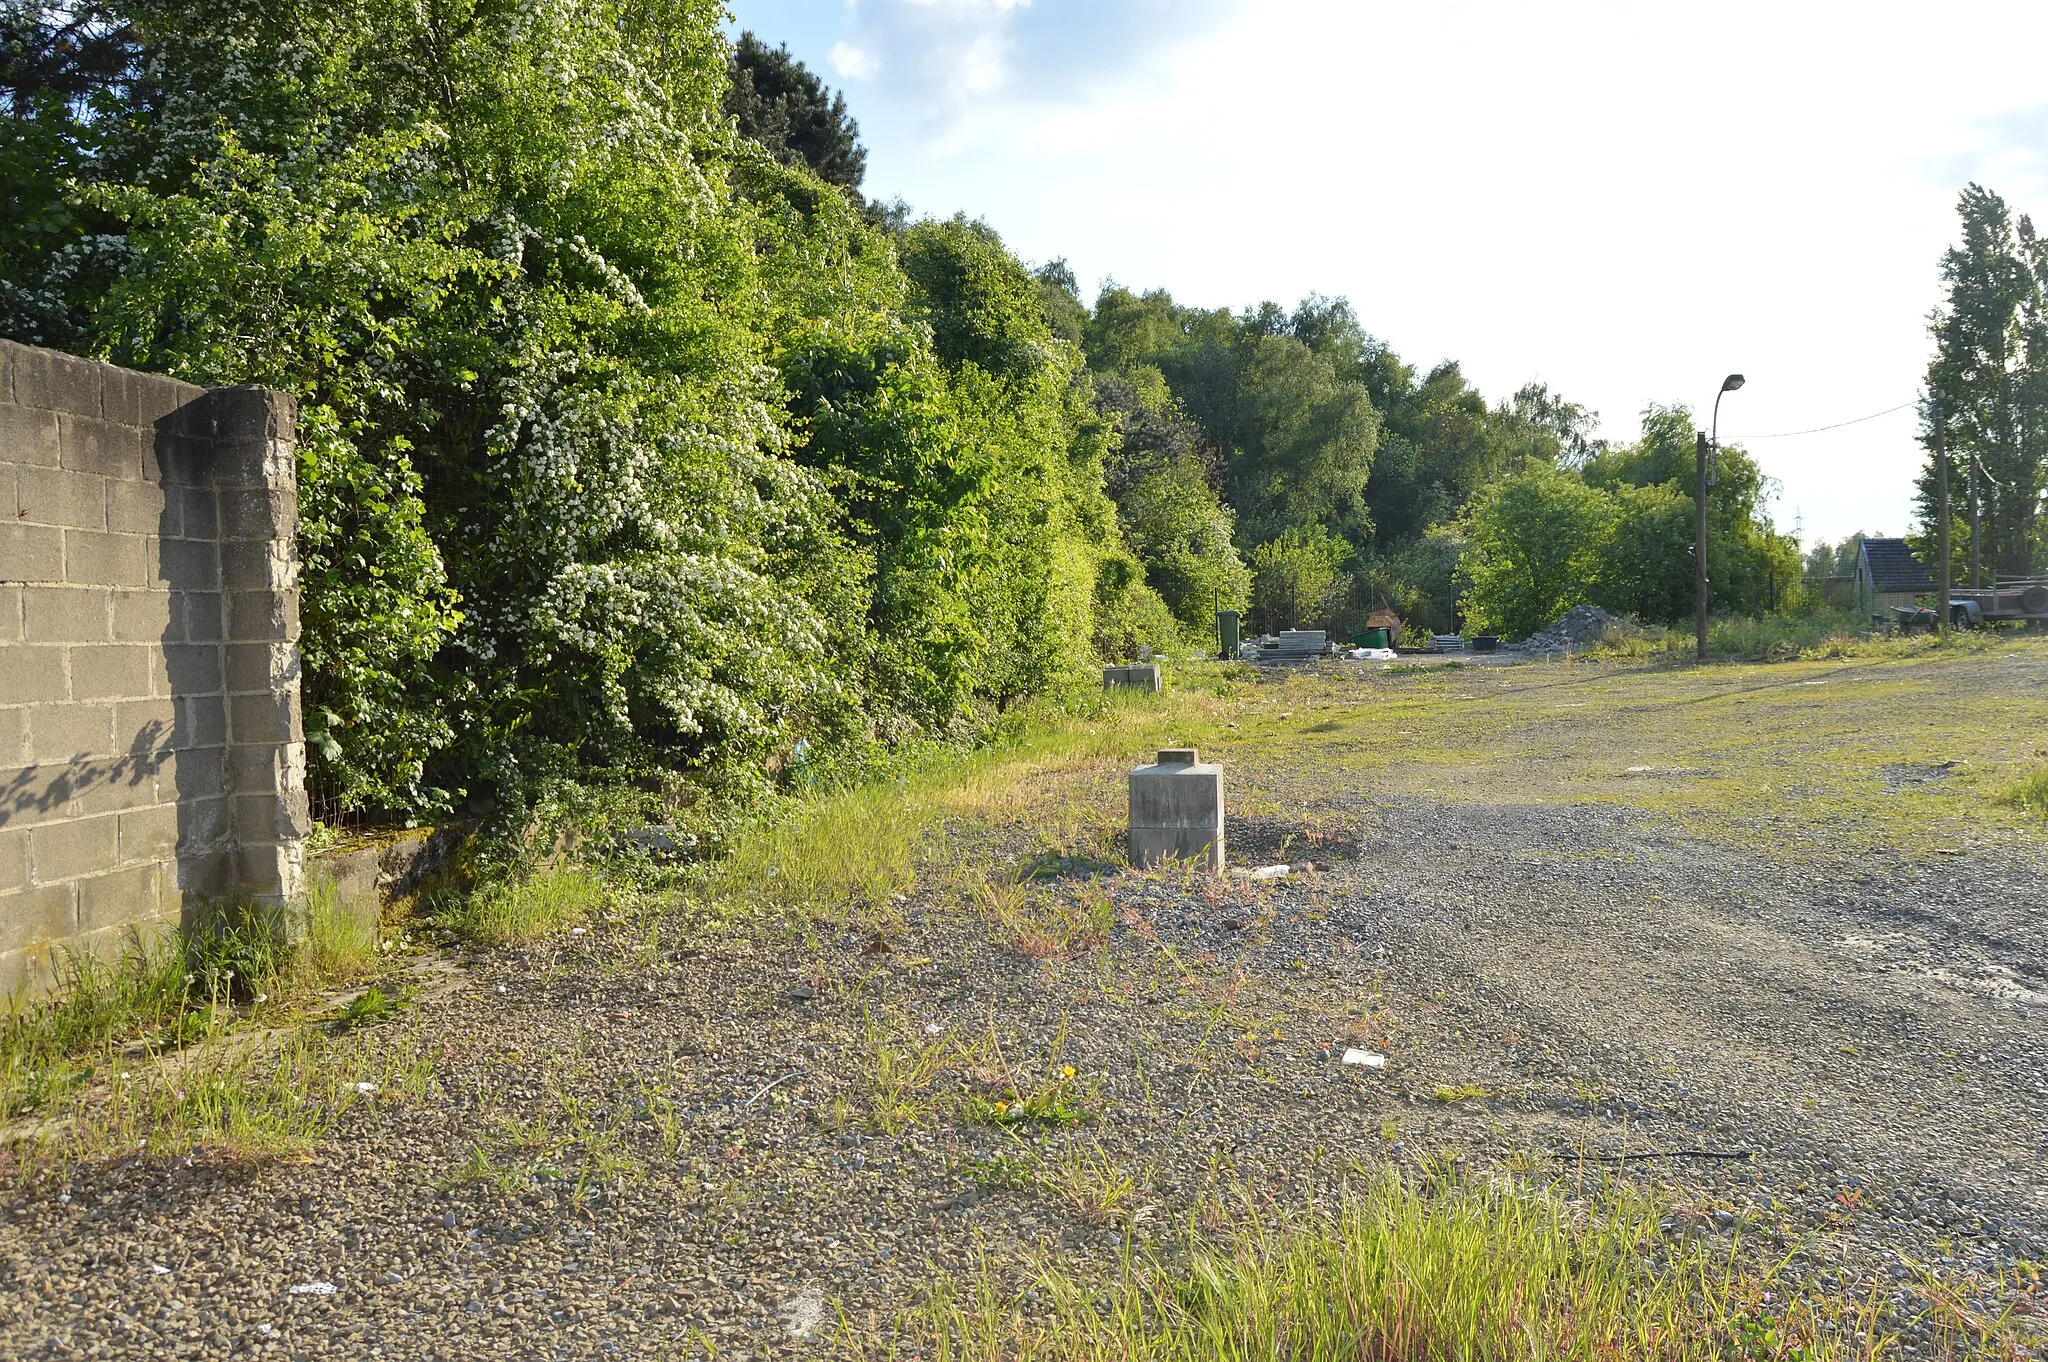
[1936,395,1951,636]
[1695,429,1711,661]
[1968,443,1982,589]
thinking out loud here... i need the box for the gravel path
[3,655,2045,1359]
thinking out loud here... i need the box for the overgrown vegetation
[915,1170,1983,1360]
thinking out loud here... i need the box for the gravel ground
[3,656,2046,1359]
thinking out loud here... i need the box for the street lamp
[1696,373,1745,661]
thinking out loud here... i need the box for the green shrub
[443,870,606,946]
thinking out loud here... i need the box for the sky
[726,0,2048,546]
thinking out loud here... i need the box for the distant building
[1855,538,1936,618]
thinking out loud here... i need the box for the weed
[1039,1141,1146,1223]
[1432,1083,1490,1103]
[915,1169,1930,1359]
[860,1012,952,1134]
[443,868,605,945]
[962,1064,1094,1129]
[2001,767,2048,820]
[332,985,409,1032]
[303,874,380,983]
[974,879,1113,960]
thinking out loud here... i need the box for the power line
[1730,402,1916,441]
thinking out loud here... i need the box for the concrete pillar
[1129,747,1224,872]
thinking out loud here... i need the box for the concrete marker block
[1129,746,1224,872]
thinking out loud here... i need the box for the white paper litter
[1341,1049,1388,1069]
[287,1282,338,1296]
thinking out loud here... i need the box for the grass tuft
[443,868,605,945]
[2000,767,2048,820]
[920,1170,1932,1360]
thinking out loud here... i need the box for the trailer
[1948,575,2048,629]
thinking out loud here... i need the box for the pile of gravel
[1515,604,1615,653]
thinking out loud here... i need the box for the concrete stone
[0,882,75,954]
[1103,664,1163,693]
[0,644,69,704]
[1129,747,1225,872]
[27,813,118,883]
[0,403,61,466]
[59,413,143,480]
[30,702,116,761]
[0,584,19,639]
[16,464,105,530]
[76,862,161,934]
[23,585,110,642]
[68,644,151,701]
[0,828,25,894]
[116,802,181,863]
[106,478,171,535]
[0,708,25,767]
[0,520,64,583]
[112,588,174,640]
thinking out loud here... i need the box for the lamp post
[1696,373,1745,661]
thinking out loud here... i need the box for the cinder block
[23,585,110,641]
[0,882,75,954]
[229,689,302,746]
[220,543,295,591]
[176,590,224,642]
[172,847,234,902]
[175,486,216,539]
[106,368,203,428]
[0,583,18,639]
[15,464,105,530]
[0,708,25,767]
[160,746,225,801]
[173,694,228,749]
[63,529,149,587]
[58,413,142,480]
[228,740,304,796]
[106,478,171,536]
[148,432,214,487]
[116,801,180,863]
[27,814,118,883]
[74,766,165,817]
[29,702,115,760]
[0,404,61,465]
[4,341,103,415]
[67,644,150,700]
[212,387,297,459]
[161,642,224,694]
[225,640,297,695]
[111,588,174,640]
[220,488,296,541]
[0,827,25,893]
[0,521,64,583]
[0,762,69,826]
[154,536,220,591]
[1129,748,1225,872]
[0,644,68,703]
[175,796,231,854]
[233,841,305,905]
[112,697,178,753]
[76,863,162,934]
[0,942,58,1001]
[234,788,311,843]
[1103,664,1163,693]
[227,588,297,641]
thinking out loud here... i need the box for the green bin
[1357,626,1391,650]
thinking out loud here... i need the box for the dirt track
[3,645,2046,1358]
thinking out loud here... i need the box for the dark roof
[1861,538,1937,593]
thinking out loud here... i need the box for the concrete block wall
[0,340,306,997]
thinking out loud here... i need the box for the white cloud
[829,41,879,80]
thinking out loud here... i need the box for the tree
[1457,464,1611,638]
[725,31,867,190]
[1248,525,1349,633]
[1918,184,2045,579]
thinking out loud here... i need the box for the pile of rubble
[1515,604,1615,655]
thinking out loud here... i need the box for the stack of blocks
[0,339,306,996]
